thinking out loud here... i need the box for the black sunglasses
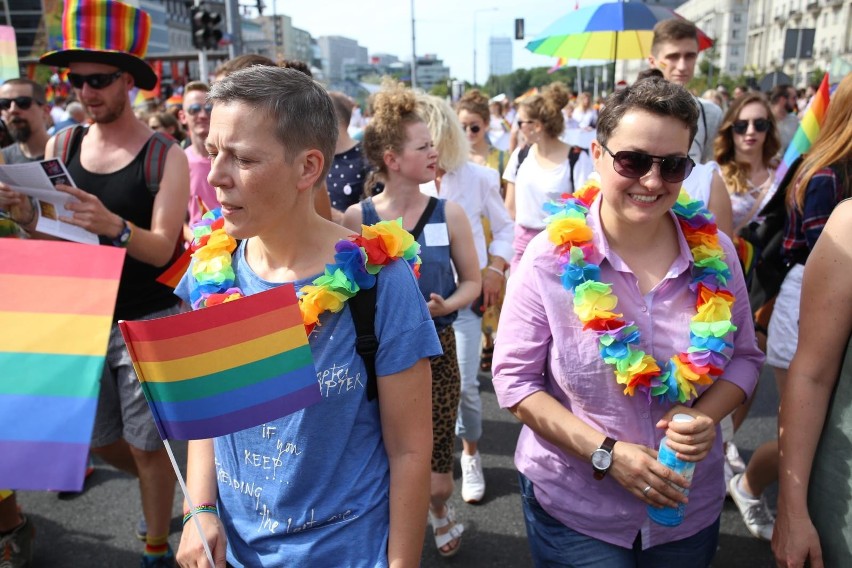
[68,71,125,90]
[462,124,482,134]
[601,144,695,184]
[732,118,771,135]
[0,96,43,111]
[187,103,214,116]
[517,119,535,126]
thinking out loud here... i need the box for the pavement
[18,368,778,567]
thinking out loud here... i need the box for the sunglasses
[732,118,771,135]
[601,144,695,184]
[0,96,43,111]
[517,119,535,126]
[462,124,482,134]
[187,103,214,116]
[68,71,125,89]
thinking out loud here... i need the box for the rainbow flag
[119,284,320,440]
[156,248,192,289]
[776,73,831,183]
[0,26,19,83]
[0,240,124,491]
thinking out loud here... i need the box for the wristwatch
[591,436,617,480]
[112,219,133,248]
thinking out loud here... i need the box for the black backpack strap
[410,196,439,241]
[515,145,531,175]
[350,278,379,402]
[568,146,588,192]
[143,132,175,195]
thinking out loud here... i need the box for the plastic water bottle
[647,413,696,527]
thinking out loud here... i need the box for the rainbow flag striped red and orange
[776,73,831,183]
[0,240,124,491]
[119,284,320,440]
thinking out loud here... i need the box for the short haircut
[596,77,699,148]
[769,84,791,104]
[184,81,209,96]
[2,78,46,104]
[214,54,276,79]
[208,66,338,182]
[280,59,313,78]
[327,91,353,126]
[635,68,664,84]
[651,19,699,55]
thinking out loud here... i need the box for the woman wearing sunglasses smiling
[492,77,763,567]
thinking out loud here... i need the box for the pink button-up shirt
[492,195,764,549]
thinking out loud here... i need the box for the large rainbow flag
[776,73,831,183]
[119,284,320,440]
[0,240,124,491]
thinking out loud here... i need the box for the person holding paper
[174,66,439,568]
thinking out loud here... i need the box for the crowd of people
[1,1,851,567]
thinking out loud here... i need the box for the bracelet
[16,197,37,227]
[182,503,218,526]
[486,265,505,277]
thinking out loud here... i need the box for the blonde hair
[520,82,571,139]
[415,92,470,172]
[789,73,852,211]
[362,79,422,178]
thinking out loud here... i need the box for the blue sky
[270,0,601,83]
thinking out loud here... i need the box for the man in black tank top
[16,2,191,566]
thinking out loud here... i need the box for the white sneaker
[725,442,746,474]
[728,473,775,541]
[460,451,485,503]
[723,459,734,495]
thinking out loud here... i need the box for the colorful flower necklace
[187,209,421,334]
[543,180,737,404]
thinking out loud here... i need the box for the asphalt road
[18,367,778,567]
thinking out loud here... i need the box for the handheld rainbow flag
[156,248,192,289]
[0,240,124,491]
[119,284,320,440]
[776,73,831,183]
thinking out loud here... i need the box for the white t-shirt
[681,160,720,208]
[503,145,594,229]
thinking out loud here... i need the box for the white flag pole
[162,439,217,568]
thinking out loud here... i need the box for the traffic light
[514,18,525,40]
[190,3,223,50]
[256,1,265,16]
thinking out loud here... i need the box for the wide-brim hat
[39,0,157,91]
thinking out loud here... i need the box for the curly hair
[457,89,490,124]
[362,79,422,178]
[713,92,780,195]
[519,82,571,139]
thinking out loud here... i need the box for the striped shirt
[783,166,848,264]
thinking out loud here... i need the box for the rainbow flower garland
[187,209,421,333]
[543,180,737,404]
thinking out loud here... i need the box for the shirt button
[641,412,650,419]
[641,306,648,313]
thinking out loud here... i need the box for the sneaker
[728,473,775,540]
[0,514,34,568]
[140,547,175,568]
[135,517,147,542]
[460,451,485,503]
[723,459,734,495]
[725,442,746,474]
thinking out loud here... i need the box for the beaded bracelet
[485,265,505,277]
[182,503,218,526]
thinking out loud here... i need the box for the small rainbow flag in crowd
[0,240,124,491]
[776,73,831,183]
[119,284,320,440]
[0,26,19,83]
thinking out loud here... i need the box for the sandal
[428,504,464,557]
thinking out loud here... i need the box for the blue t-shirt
[175,241,441,567]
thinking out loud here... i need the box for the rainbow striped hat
[39,0,157,90]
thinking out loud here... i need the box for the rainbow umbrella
[526,2,713,61]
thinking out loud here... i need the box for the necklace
[544,180,737,404]
[188,208,421,334]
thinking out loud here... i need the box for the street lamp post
[473,8,497,87]
[411,0,417,89]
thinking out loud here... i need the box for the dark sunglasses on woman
[731,118,771,135]
[0,96,43,111]
[601,144,695,184]
[462,124,482,134]
[68,70,125,90]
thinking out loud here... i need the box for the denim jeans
[454,307,483,442]
[518,473,720,568]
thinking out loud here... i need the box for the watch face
[591,448,612,470]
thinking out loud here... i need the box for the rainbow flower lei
[543,180,737,404]
[187,208,421,334]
